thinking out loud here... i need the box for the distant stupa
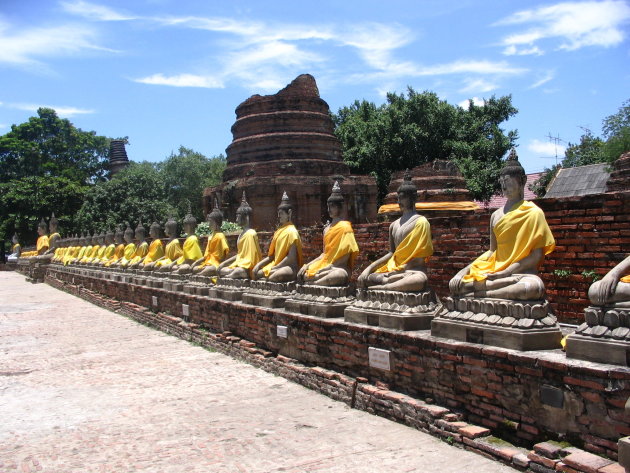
[109,140,130,176]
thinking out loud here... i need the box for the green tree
[562,129,605,168]
[333,89,518,201]
[602,99,630,163]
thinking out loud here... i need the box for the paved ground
[0,271,515,473]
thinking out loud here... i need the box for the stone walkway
[0,272,515,473]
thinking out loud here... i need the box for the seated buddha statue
[588,256,630,307]
[357,172,432,292]
[125,221,149,269]
[93,230,115,266]
[170,211,203,274]
[39,213,60,262]
[7,233,21,262]
[104,226,126,267]
[83,232,103,264]
[112,225,136,268]
[139,222,165,270]
[154,217,184,272]
[218,192,261,279]
[35,218,50,256]
[66,234,85,265]
[191,201,229,277]
[449,150,555,300]
[297,181,359,286]
[253,192,302,283]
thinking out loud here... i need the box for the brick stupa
[606,151,630,192]
[204,74,377,230]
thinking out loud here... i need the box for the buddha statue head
[37,217,48,236]
[235,191,252,228]
[499,149,526,200]
[183,204,197,236]
[277,191,293,225]
[164,216,178,239]
[149,221,162,240]
[49,213,59,234]
[135,220,146,242]
[123,224,134,244]
[98,231,106,246]
[207,199,223,233]
[12,233,19,245]
[114,226,125,245]
[326,181,344,219]
[397,170,418,212]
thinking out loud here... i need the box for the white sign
[152,296,158,307]
[368,347,392,371]
[182,304,189,317]
[277,325,288,338]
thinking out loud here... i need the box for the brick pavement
[0,272,515,473]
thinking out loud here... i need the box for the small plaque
[182,304,189,317]
[277,325,288,338]
[368,347,392,371]
[152,296,158,307]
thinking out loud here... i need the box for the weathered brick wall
[46,267,630,459]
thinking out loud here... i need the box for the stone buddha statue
[253,192,303,283]
[84,232,102,264]
[449,150,555,300]
[170,211,203,274]
[126,221,149,269]
[218,192,262,279]
[191,201,229,277]
[43,213,60,257]
[79,232,97,264]
[358,172,432,292]
[96,229,116,266]
[66,234,83,265]
[7,233,21,262]
[104,226,126,267]
[34,218,50,256]
[588,256,630,307]
[111,224,135,268]
[297,181,358,286]
[154,217,184,272]
[140,221,165,270]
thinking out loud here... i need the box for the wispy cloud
[529,71,555,89]
[496,1,630,55]
[61,0,136,21]
[0,19,117,68]
[7,103,95,117]
[459,78,498,94]
[134,73,224,88]
[528,138,566,157]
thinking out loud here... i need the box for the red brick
[563,451,613,473]
[459,425,491,439]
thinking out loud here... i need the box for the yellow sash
[104,244,125,266]
[129,241,149,265]
[176,235,203,265]
[262,224,302,277]
[306,221,359,278]
[375,216,433,273]
[621,275,630,283]
[36,235,49,254]
[142,240,164,264]
[200,232,229,268]
[97,244,116,265]
[228,229,261,274]
[463,201,555,282]
[119,243,138,267]
[155,239,183,267]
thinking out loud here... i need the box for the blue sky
[1,0,629,173]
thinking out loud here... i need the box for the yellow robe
[621,275,630,283]
[104,244,125,267]
[262,223,302,277]
[89,245,106,263]
[141,240,164,265]
[97,244,116,265]
[305,221,359,278]
[155,239,183,267]
[84,245,101,263]
[128,241,149,265]
[70,246,88,264]
[36,235,49,255]
[63,246,78,265]
[119,243,137,267]
[176,235,203,265]
[463,200,555,283]
[79,245,94,263]
[199,232,229,268]
[11,243,21,256]
[227,229,262,275]
[375,216,433,273]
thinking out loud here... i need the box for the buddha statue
[104,226,126,267]
[169,210,203,275]
[218,192,261,279]
[34,218,50,256]
[83,232,102,264]
[139,222,165,270]
[96,229,116,266]
[253,192,302,283]
[297,181,358,286]
[191,201,229,277]
[115,224,137,268]
[65,234,82,265]
[448,150,555,300]
[126,221,149,269]
[7,233,21,262]
[588,256,630,307]
[86,232,106,265]
[42,213,61,259]
[357,172,432,292]
[154,217,184,272]
[79,232,97,264]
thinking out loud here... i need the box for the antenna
[545,132,565,166]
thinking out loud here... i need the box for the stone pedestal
[183,275,215,296]
[242,280,296,308]
[209,278,251,301]
[566,305,630,366]
[284,284,354,318]
[431,296,562,351]
[344,288,439,330]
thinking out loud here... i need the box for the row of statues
[17,151,630,310]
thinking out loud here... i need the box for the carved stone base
[344,289,439,330]
[183,276,215,296]
[566,305,630,366]
[242,280,296,308]
[284,284,354,318]
[208,278,251,301]
[431,297,562,351]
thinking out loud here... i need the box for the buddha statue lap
[104,226,126,267]
[126,221,150,270]
[170,211,203,275]
[139,222,165,271]
[153,217,183,272]
[191,201,229,278]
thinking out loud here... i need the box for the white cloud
[458,97,486,108]
[528,138,566,157]
[529,71,555,89]
[8,103,95,117]
[0,20,116,67]
[61,0,136,21]
[496,1,630,55]
[459,78,498,94]
[134,73,224,88]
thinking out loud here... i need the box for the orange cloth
[305,221,358,278]
[374,216,433,273]
[199,232,229,268]
[378,201,479,214]
[262,223,302,277]
[104,243,125,266]
[621,275,630,283]
[36,235,49,254]
[141,240,164,265]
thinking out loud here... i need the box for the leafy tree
[158,146,226,220]
[333,89,518,201]
[562,129,605,168]
[602,99,630,163]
